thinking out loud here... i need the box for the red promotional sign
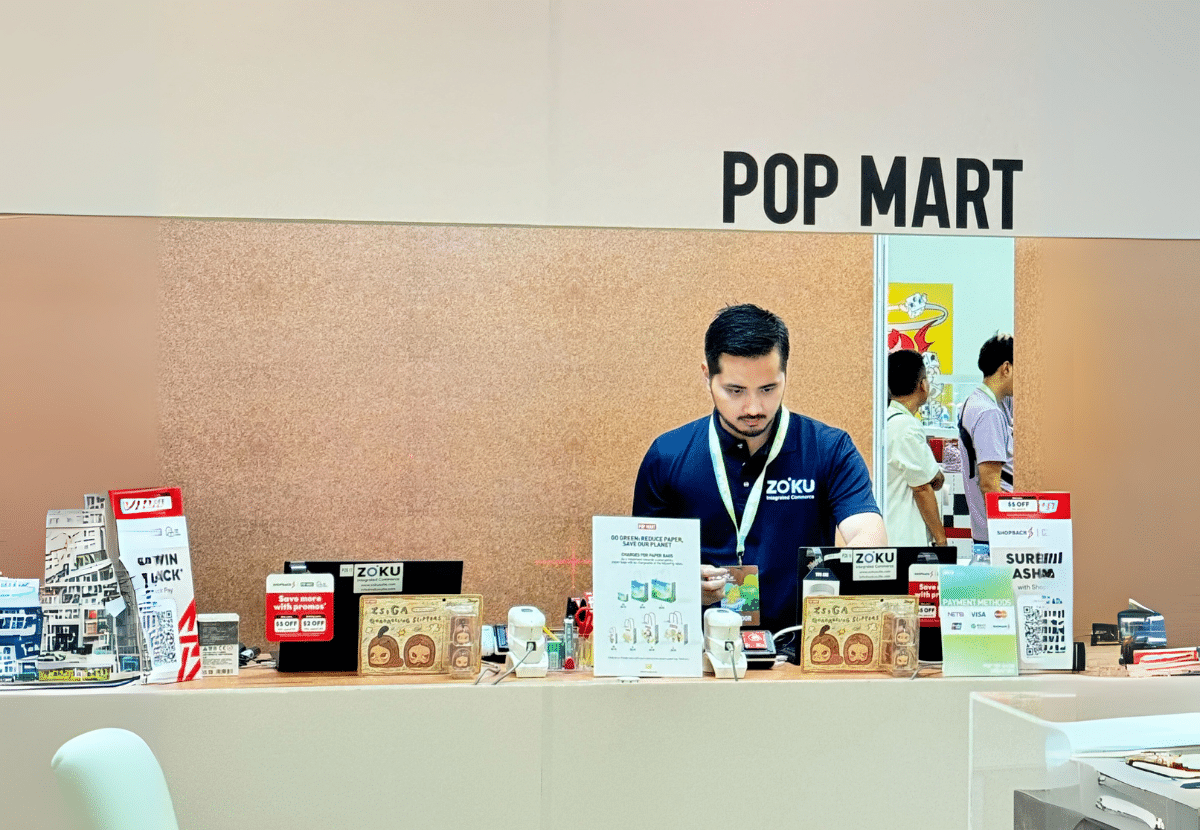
[265,574,334,643]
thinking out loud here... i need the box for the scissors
[575,601,593,637]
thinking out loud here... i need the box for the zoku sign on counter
[986,492,1073,672]
[592,516,702,678]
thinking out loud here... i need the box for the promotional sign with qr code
[986,492,1073,672]
[110,487,201,684]
[265,574,334,642]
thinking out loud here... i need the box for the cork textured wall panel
[158,221,874,646]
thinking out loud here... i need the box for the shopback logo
[995,527,1036,539]
[765,477,816,500]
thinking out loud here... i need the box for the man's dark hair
[887,349,926,398]
[977,334,1014,377]
[704,304,790,375]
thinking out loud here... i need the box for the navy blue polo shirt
[632,409,879,632]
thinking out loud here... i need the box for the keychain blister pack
[359,594,482,678]
[802,595,919,675]
[881,604,920,676]
[446,602,481,679]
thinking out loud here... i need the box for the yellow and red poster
[887,283,954,427]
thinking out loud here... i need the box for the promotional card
[109,487,201,683]
[939,565,1019,677]
[720,565,760,627]
[986,492,1073,672]
[592,516,702,677]
[265,574,334,642]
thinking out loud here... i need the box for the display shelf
[0,652,1142,830]
[970,683,1200,830]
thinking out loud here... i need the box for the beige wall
[1017,238,1200,644]
[0,216,160,580]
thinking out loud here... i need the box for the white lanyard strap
[708,408,790,565]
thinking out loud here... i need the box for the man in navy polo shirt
[632,304,886,634]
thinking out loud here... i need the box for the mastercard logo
[995,609,1008,619]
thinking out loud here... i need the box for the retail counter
[0,653,1158,830]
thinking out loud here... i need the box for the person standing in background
[958,334,1014,547]
[885,349,947,546]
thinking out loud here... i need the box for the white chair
[51,727,181,830]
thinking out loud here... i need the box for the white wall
[1,2,1199,238]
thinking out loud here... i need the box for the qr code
[1023,605,1044,655]
[1022,604,1067,658]
[141,609,178,667]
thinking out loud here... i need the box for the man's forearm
[912,485,947,545]
[978,462,1004,495]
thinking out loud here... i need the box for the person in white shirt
[885,349,947,546]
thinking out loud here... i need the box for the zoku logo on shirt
[765,478,816,501]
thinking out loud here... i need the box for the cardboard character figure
[405,633,437,668]
[894,618,913,646]
[844,632,874,665]
[368,626,404,668]
[810,625,843,665]
[452,619,472,646]
[451,647,471,669]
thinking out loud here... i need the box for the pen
[562,616,576,670]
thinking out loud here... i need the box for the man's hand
[701,564,729,606]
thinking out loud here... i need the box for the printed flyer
[939,565,1018,677]
[592,516,701,677]
[109,487,201,684]
[986,492,1073,672]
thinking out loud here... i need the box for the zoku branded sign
[851,549,897,582]
[341,562,405,594]
[986,492,1073,672]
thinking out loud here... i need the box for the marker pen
[562,616,576,670]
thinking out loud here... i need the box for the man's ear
[701,362,711,383]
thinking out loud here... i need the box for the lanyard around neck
[708,408,790,566]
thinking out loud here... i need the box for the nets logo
[765,478,816,500]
